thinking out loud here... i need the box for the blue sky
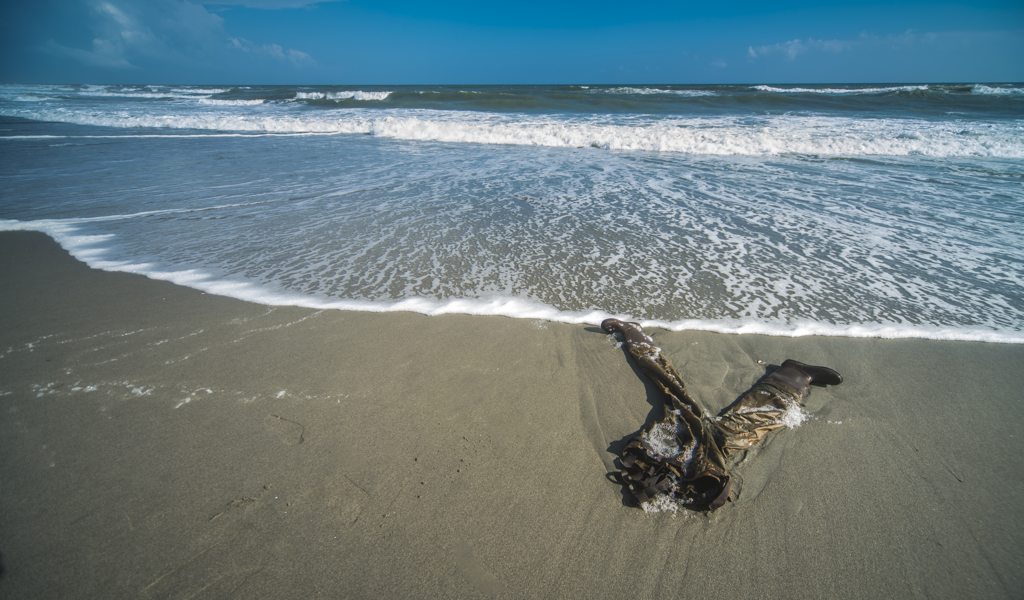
[2,0,1021,84]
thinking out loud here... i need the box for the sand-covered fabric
[607,320,832,511]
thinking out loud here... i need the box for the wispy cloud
[748,37,853,60]
[38,38,137,69]
[230,37,315,66]
[747,28,1021,64]
[201,0,345,7]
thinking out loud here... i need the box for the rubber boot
[765,359,843,397]
[601,318,653,350]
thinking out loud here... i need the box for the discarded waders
[601,319,843,511]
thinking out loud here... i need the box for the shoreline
[2,230,1022,599]
[3,222,1022,344]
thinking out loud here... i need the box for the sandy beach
[1,229,1022,599]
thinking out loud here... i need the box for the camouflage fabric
[603,319,841,511]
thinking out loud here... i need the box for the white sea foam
[0,133,340,140]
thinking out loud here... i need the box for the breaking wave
[3,103,1021,158]
[293,90,392,101]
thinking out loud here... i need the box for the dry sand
[1,230,1022,599]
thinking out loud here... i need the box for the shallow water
[2,83,1022,341]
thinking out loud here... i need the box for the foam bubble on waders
[642,494,688,516]
[637,411,700,516]
[728,397,811,429]
[780,398,811,429]
[640,411,696,466]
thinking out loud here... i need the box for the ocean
[1,83,1022,342]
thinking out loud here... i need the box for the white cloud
[95,2,133,29]
[711,60,727,68]
[40,0,316,72]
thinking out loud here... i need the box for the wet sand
[1,230,1022,599]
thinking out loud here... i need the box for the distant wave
[605,87,718,97]
[753,84,930,94]
[73,89,176,99]
[6,82,1022,120]
[8,94,54,103]
[972,84,1024,95]
[197,98,266,106]
[170,87,232,95]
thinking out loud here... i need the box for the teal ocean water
[2,83,1022,341]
